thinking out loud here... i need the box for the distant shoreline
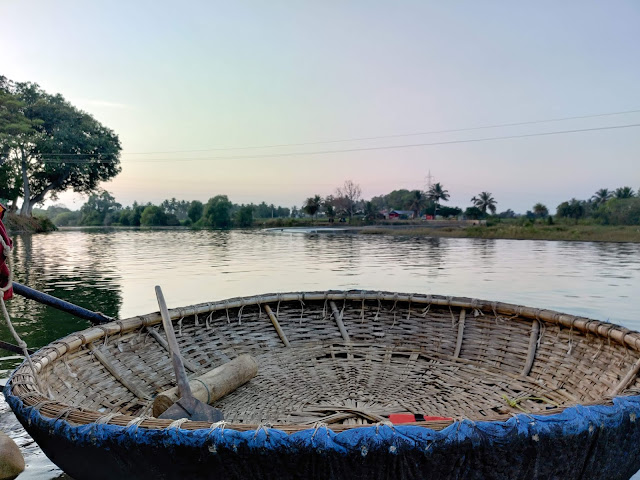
[266,223,640,243]
[353,224,640,243]
[9,219,640,243]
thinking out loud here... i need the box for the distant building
[388,210,415,219]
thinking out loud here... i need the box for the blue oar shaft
[12,282,113,325]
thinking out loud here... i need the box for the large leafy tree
[471,191,497,215]
[556,198,585,222]
[427,182,450,217]
[202,195,232,228]
[0,77,121,216]
[79,190,121,226]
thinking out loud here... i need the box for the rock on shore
[0,430,24,480]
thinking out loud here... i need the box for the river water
[1,228,640,479]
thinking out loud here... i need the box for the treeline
[35,192,292,228]
[302,181,499,221]
[554,187,640,225]
[33,183,640,230]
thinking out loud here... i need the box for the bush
[53,211,81,226]
[595,198,640,225]
[140,206,167,226]
[234,205,253,227]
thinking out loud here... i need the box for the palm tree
[591,188,613,207]
[426,183,450,217]
[303,195,322,220]
[615,186,635,199]
[471,192,497,215]
[409,190,427,219]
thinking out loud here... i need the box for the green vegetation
[14,175,638,243]
[471,191,497,215]
[201,195,232,228]
[426,182,450,217]
[359,224,640,243]
[0,76,121,216]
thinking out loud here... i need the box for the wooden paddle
[12,282,113,325]
[155,285,224,422]
[0,282,112,355]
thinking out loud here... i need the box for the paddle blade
[158,396,224,422]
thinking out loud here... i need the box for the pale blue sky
[1,1,639,213]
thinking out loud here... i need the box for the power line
[35,108,640,158]
[43,122,638,163]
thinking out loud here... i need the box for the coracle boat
[5,290,640,479]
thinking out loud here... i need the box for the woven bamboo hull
[6,290,640,479]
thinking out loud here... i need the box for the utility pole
[425,170,434,191]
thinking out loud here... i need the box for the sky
[1,0,639,213]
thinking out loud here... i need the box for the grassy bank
[4,213,57,234]
[358,224,640,243]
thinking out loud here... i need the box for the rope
[0,236,45,394]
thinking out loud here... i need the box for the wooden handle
[155,286,193,400]
[153,354,258,417]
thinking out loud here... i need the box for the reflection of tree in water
[389,236,447,274]
[1,233,122,351]
[303,234,362,273]
[472,238,497,262]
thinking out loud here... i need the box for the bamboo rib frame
[8,290,640,433]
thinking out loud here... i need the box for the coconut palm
[471,192,497,215]
[591,188,613,207]
[426,183,450,217]
[303,195,322,220]
[615,186,635,199]
[409,190,427,219]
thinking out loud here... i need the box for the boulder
[0,430,24,480]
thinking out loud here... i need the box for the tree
[438,205,462,218]
[363,201,378,221]
[0,78,121,216]
[498,209,516,219]
[409,190,427,219]
[323,196,336,221]
[160,198,190,221]
[202,195,232,228]
[119,202,146,226]
[140,205,168,226]
[471,192,497,216]
[615,186,635,199]
[335,180,362,222]
[303,195,322,219]
[532,203,549,218]
[79,190,121,226]
[464,206,483,220]
[591,188,613,207]
[556,198,585,222]
[596,197,640,225]
[234,204,253,227]
[187,200,204,223]
[426,183,450,217]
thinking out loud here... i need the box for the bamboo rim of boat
[7,290,640,433]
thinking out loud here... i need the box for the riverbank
[4,214,56,234]
[357,224,640,243]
